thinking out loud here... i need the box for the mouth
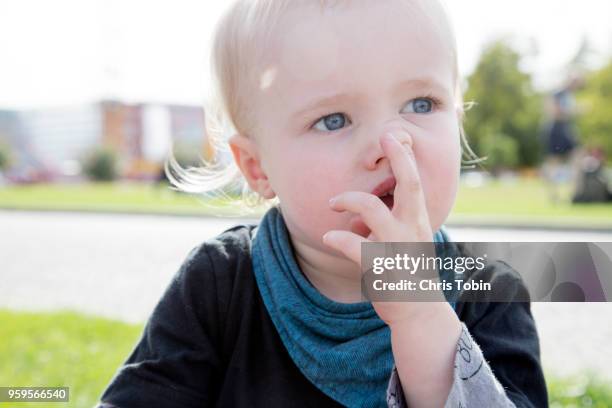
[346,176,398,238]
[379,193,394,210]
[371,176,396,210]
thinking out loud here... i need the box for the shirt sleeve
[386,323,515,408]
[96,244,225,408]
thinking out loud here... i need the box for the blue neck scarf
[251,205,457,408]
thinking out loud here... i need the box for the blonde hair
[166,0,482,217]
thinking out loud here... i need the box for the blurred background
[1,1,612,407]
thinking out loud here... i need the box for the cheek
[274,146,337,196]
[414,131,461,230]
[268,145,349,233]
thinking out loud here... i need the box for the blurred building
[0,101,213,183]
[0,109,53,182]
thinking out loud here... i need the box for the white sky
[0,0,611,110]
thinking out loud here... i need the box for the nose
[364,130,413,171]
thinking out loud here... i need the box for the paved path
[1,210,611,380]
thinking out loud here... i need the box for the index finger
[381,133,430,230]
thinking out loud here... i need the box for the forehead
[252,0,456,108]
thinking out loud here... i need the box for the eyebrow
[292,77,451,119]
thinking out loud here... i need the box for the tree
[0,142,11,171]
[83,147,119,181]
[480,133,519,175]
[576,59,612,163]
[463,40,543,170]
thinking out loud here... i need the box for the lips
[371,176,396,197]
[371,176,396,209]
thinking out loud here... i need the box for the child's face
[242,0,460,250]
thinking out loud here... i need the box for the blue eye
[403,97,437,114]
[313,113,349,132]
[413,99,432,113]
[311,96,439,133]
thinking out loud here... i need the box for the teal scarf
[251,206,457,407]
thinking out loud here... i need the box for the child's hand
[322,132,446,326]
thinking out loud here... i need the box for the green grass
[0,183,210,213]
[0,179,610,228]
[548,373,612,408]
[451,178,612,229]
[1,309,611,407]
[0,182,247,217]
[0,309,143,408]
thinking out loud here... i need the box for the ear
[228,134,276,199]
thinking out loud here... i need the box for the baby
[98,1,548,407]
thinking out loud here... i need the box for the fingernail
[323,232,331,242]
[329,197,337,206]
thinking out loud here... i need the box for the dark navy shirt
[98,224,548,407]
